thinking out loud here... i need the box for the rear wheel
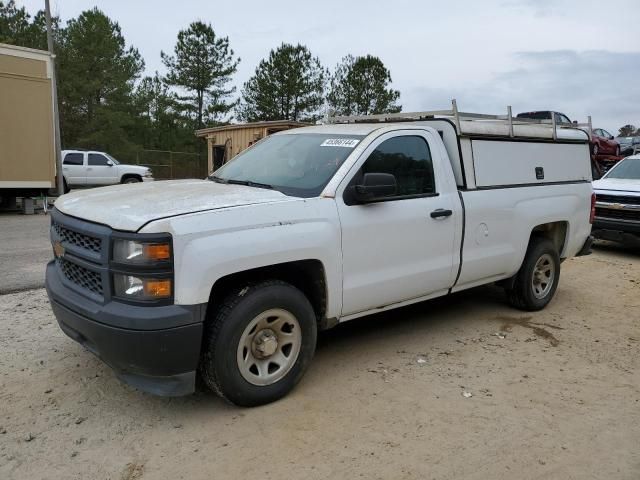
[200,280,317,406]
[506,237,560,311]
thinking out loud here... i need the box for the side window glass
[63,153,83,165]
[88,153,110,166]
[361,136,435,196]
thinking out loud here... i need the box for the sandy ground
[0,245,638,480]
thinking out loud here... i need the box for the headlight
[144,169,153,177]
[113,274,172,300]
[113,239,171,264]
[111,236,173,303]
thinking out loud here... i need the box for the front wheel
[506,237,560,311]
[122,176,141,184]
[200,280,317,406]
[592,144,599,156]
[615,145,620,156]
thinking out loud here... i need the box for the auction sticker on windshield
[320,138,360,148]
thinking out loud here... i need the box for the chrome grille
[53,222,102,253]
[57,258,103,296]
[595,207,640,222]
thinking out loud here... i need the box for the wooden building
[196,120,308,172]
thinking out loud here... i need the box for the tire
[506,237,560,311]
[199,280,317,407]
[122,176,141,184]
[615,146,620,156]
[63,178,70,194]
[592,144,599,156]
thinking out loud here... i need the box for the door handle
[430,209,453,219]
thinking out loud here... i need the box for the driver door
[86,152,118,185]
[336,130,459,317]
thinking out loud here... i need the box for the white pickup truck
[592,154,640,245]
[61,149,153,191]
[46,105,594,406]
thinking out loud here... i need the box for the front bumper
[142,177,155,182]
[46,261,206,396]
[592,217,640,245]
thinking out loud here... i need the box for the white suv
[61,150,153,191]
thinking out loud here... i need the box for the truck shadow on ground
[316,284,509,351]
[592,240,640,259]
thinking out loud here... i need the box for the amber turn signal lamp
[143,279,172,298]
[143,243,171,261]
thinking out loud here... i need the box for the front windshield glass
[105,153,120,165]
[210,133,365,197]
[605,157,640,180]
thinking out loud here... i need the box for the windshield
[604,157,640,180]
[210,133,365,197]
[105,153,120,165]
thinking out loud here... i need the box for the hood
[121,164,150,172]
[55,179,290,231]
[593,177,640,194]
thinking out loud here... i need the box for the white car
[61,150,153,191]
[46,106,594,406]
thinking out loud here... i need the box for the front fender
[141,198,343,318]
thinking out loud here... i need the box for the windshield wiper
[209,176,274,190]
[225,179,274,190]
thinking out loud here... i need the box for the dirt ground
[0,244,638,480]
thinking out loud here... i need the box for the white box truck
[45,102,594,406]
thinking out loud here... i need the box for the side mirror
[609,135,614,140]
[106,160,114,166]
[353,173,397,203]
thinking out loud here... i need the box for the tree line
[0,2,401,161]
[617,125,640,137]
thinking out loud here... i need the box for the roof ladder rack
[328,99,594,140]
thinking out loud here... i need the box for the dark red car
[590,128,620,157]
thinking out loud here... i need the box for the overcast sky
[19,0,640,133]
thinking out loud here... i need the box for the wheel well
[531,221,568,256]
[208,260,327,325]
[121,173,142,182]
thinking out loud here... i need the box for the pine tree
[56,8,144,156]
[0,0,58,50]
[328,54,401,116]
[161,21,239,129]
[238,43,326,122]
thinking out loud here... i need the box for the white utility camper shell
[329,99,592,189]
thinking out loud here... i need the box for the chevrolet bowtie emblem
[610,203,624,210]
[53,240,65,258]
